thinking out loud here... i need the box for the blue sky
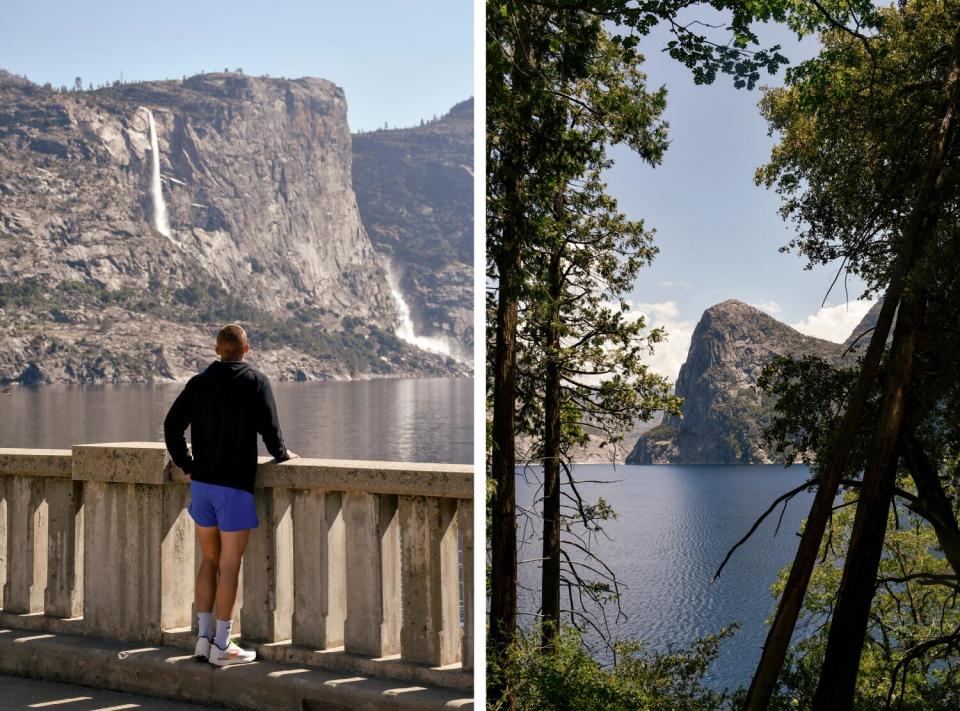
[604,14,876,379]
[0,0,472,132]
[1,3,878,382]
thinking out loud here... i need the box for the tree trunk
[812,293,925,709]
[488,17,537,705]
[541,237,564,648]
[489,233,520,657]
[903,433,960,576]
[744,25,960,711]
[488,172,523,708]
[743,260,903,711]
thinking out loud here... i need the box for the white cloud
[790,300,878,343]
[749,300,782,316]
[618,300,695,383]
[657,280,691,289]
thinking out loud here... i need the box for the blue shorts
[188,480,259,532]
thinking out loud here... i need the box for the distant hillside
[627,300,854,464]
[0,70,465,383]
[351,99,473,361]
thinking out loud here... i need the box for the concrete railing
[0,443,473,690]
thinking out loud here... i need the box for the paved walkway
[0,674,219,710]
[0,628,472,710]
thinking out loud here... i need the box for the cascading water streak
[385,262,464,361]
[146,109,171,238]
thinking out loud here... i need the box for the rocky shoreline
[0,306,469,386]
[0,71,474,384]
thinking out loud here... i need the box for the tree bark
[744,24,960,711]
[903,433,960,577]
[811,293,925,709]
[489,17,537,706]
[489,216,520,665]
[541,232,564,648]
[743,257,903,711]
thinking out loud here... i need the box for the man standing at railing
[163,323,298,667]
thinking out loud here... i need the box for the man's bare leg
[208,528,254,664]
[193,524,221,658]
[196,525,221,616]
[215,529,250,622]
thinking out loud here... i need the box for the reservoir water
[0,376,473,464]
[516,462,814,691]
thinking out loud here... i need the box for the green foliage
[0,278,163,314]
[516,162,684,457]
[758,354,871,467]
[752,6,960,696]
[499,0,793,90]
[487,622,738,711]
[247,319,406,377]
[768,493,960,710]
[0,277,409,376]
[172,278,267,323]
[490,3,685,639]
[0,279,48,309]
[756,0,960,294]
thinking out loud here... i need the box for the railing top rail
[257,457,472,498]
[0,448,73,478]
[0,444,473,499]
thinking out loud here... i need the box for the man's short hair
[217,323,248,360]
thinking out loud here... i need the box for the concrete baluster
[458,498,474,671]
[74,443,193,643]
[398,495,460,666]
[292,489,346,649]
[343,491,400,656]
[44,479,83,618]
[2,476,47,614]
[241,486,293,642]
[0,475,6,609]
[160,481,193,631]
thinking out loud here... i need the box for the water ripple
[517,463,813,690]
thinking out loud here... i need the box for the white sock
[214,619,232,649]
[198,611,213,640]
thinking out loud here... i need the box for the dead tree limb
[714,479,815,581]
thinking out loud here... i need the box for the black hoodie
[163,360,290,494]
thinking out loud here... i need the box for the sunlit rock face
[627,300,849,464]
[0,70,469,383]
[352,98,474,363]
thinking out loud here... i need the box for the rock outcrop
[352,99,473,361]
[627,300,847,464]
[843,299,883,350]
[0,71,468,383]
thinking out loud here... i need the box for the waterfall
[384,262,466,362]
[146,109,171,238]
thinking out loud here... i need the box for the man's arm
[163,383,194,474]
[256,377,291,462]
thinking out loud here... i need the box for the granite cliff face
[0,71,465,383]
[844,299,882,349]
[627,300,847,464]
[352,99,473,361]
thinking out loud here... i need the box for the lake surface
[516,463,814,691]
[0,376,473,464]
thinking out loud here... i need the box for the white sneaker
[208,640,256,667]
[194,636,212,661]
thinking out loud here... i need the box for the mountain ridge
[626,299,871,464]
[352,98,473,361]
[0,70,470,383]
